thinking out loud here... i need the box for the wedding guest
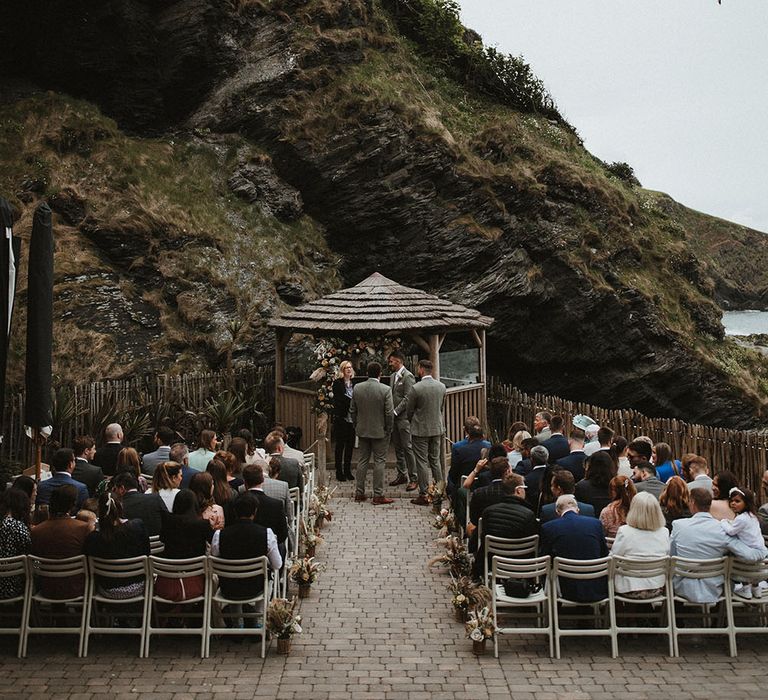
[150,462,183,511]
[206,458,235,506]
[188,429,218,471]
[710,470,738,521]
[659,476,692,530]
[0,489,31,599]
[610,436,633,478]
[575,451,614,516]
[190,472,225,530]
[652,442,682,483]
[600,475,636,538]
[611,492,670,598]
[237,428,267,464]
[216,450,243,492]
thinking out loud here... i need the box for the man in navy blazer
[36,448,89,508]
[555,429,587,482]
[541,495,608,602]
[539,415,569,463]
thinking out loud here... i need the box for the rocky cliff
[3,0,768,427]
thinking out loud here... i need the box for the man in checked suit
[350,361,394,505]
[387,350,418,491]
[407,359,447,506]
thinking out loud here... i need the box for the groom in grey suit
[350,362,395,505]
[407,359,447,505]
[387,350,418,489]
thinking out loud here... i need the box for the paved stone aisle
[2,480,768,698]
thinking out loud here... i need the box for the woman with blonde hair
[600,475,636,538]
[610,492,670,599]
[506,429,532,469]
[332,360,356,482]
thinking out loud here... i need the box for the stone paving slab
[2,476,768,698]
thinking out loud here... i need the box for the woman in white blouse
[611,492,670,599]
[150,462,182,512]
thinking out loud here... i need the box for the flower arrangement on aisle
[427,481,446,513]
[299,518,323,558]
[267,597,302,655]
[465,606,495,654]
[308,335,402,414]
[447,575,492,621]
[427,534,472,577]
[309,484,336,529]
[289,556,323,598]
[431,508,458,537]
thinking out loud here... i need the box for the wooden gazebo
[268,273,494,480]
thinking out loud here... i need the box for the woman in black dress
[332,360,356,482]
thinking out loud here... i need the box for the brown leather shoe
[354,494,368,502]
[389,474,408,486]
[411,494,431,506]
[405,481,418,492]
[372,496,395,505]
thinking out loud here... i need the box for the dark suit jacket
[72,458,105,497]
[469,481,506,527]
[121,491,168,536]
[35,472,89,508]
[540,511,608,602]
[249,489,289,550]
[524,466,548,509]
[556,451,587,482]
[180,465,196,490]
[539,501,595,523]
[540,434,570,463]
[332,378,353,420]
[93,442,124,477]
[514,458,532,476]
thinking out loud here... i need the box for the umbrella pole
[35,429,42,482]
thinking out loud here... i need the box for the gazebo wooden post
[274,329,289,397]
[316,412,328,488]
[428,333,445,379]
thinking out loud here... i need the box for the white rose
[470,628,483,642]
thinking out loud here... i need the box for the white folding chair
[82,556,150,657]
[724,557,768,654]
[289,488,300,558]
[552,556,616,659]
[605,537,615,551]
[483,533,539,586]
[670,556,735,657]
[0,555,31,658]
[205,556,270,658]
[22,554,89,657]
[611,555,673,656]
[492,555,552,657]
[145,556,209,658]
[149,535,165,556]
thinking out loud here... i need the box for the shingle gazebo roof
[269,272,493,333]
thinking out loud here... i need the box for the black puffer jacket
[481,496,539,542]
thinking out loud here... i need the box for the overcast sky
[458,1,768,233]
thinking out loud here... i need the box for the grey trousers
[412,434,443,494]
[391,418,417,481]
[355,436,389,497]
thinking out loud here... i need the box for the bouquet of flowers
[300,519,323,554]
[427,481,445,512]
[428,535,472,577]
[267,597,302,639]
[431,508,457,537]
[448,575,492,611]
[465,606,495,641]
[289,556,322,586]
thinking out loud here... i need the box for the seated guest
[84,492,150,598]
[150,461,182,511]
[264,431,302,490]
[687,455,713,493]
[210,494,282,614]
[679,453,700,483]
[710,470,738,521]
[632,462,665,500]
[540,470,595,523]
[670,487,766,604]
[556,428,587,482]
[270,423,305,463]
[585,426,614,458]
[533,411,552,444]
[10,476,37,522]
[92,423,124,477]
[188,429,218,471]
[471,473,537,578]
[216,450,244,492]
[513,437,542,477]
[36,448,89,509]
[575,451,614,516]
[207,459,236,506]
[599,476,636,538]
[155,490,213,601]
[626,439,653,475]
[228,437,250,474]
[523,445,549,509]
[505,428,531,469]
[463,444,508,492]
[242,463,289,557]
[659,476,692,531]
[170,443,196,489]
[610,436,633,478]
[466,457,511,548]
[0,488,32,599]
[611,492,671,598]
[541,495,609,602]
[190,472,225,530]
[652,442,682,483]
[30,485,91,599]
[236,428,267,465]
[95,447,149,496]
[502,421,529,452]
[72,435,105,498]
[260,460,294,551]
[448,422,490,494]
[112,472,168,537]
[141,426,175,477]
[539,415,569,463]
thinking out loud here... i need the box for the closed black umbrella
[0,197,21,448]
[24,202,53,479]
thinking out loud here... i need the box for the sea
[722,310,768,336]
